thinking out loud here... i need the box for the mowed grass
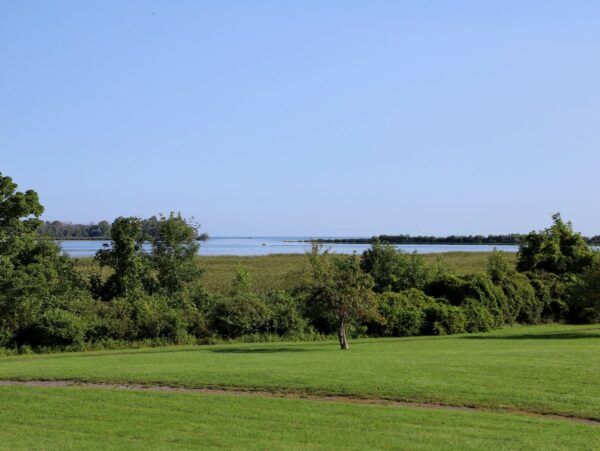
[1,324,598,420]
[1,386,597,450]
[74,251,514,295]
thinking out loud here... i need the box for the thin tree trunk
[338,321,349,350]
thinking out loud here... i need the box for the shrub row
[2,170,599,352]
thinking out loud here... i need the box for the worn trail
[0,379,597,426]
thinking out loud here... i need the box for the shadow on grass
[0,341,336,361]
[19,346,317,359]
[464,331,600,340]
[210,347,316,354]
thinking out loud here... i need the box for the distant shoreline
[287,239,522,245]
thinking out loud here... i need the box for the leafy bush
[92,217,155,301]
[265,290,306,336]
[517,213,596,275]
[90,298,135,340]
[33,308,87,347]
[211,270,272,338]
[567,262,600,323]
[487,251,541,324]
[525,272,572,321]
[303,247,377,349]
[151,212,203,297]
[425,273,507,326]
[462,298,495,332]
[372,289,435,337]
[361,241,430,292]
[131,295,189,342]
[422,302,467,335]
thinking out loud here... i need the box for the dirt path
[0,379,597,426]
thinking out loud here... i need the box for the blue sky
[1,1,599,236]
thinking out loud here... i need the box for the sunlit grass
[1,324,597,420]
[74,251,514,295]
[0,386,598,450]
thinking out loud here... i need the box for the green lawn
[1,324,598,420]
[0,385,597,450]
[74,251,514,294]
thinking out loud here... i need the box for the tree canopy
[517,213,596,275]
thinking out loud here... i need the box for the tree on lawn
[307,244,377,349]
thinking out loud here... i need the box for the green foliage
[517,213,596,275]
[264,290,307,336]
[33,308,87,347]
[422,302,467,335]
[151,212,203,297]
[514,215,599,324]
[4,172,600,352]
[372,289,435,337]
[130,295,189,342]
[372,289,494,336]
[487,251,540,324]
[462,298,495,332]
[90,294,195,343]
[0,174,92,348]
[91,298,135,340]
[0,173,44,257]
[305,245,377,348]
[93,217,154,300]
[38,219,111,239]
[212,270,271,338]
[567,261,600,323]
[524,271,568,321]
[361,241,429,292]
[425,273,507,326]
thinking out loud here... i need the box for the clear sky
[1,1,599,236]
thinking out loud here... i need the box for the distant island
[38,221,600,245]
[38,218,208,241]
[293,233,600,245]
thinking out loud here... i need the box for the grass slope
[0,324,597,420]
[0,386,597,450]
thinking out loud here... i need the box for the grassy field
[1,385,596,450]
[74,251,515,295]
[1,324,598,449]
[1,324,598,420]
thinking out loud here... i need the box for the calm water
[57,237,519,257]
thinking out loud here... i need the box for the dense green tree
[425,272,508,327]
[151,213,202,297]
[517,213,596,275]
[307,245,376,349]
[212,269,271,338]
[568,261,600,323]
[264,290,306,336]
[361,241,429,293]
[370,289,435,337]
[93,217,153,300]
[0,173,92,348]
[487,251,540,324]
[360,241,400,292]
[0,173,44,257]
[422,302,467,335]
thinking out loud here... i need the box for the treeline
[38,218,208,241]
[308,234,600,245]
[1,172,600,353]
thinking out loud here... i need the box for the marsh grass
[74,251,515,295]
